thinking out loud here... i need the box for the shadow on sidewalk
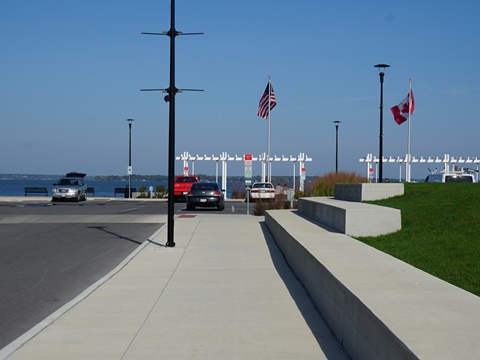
[259,222,346,359]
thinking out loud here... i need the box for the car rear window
[176,177,197,183]
[58,179,78,185]
[445,175,473,183]
[252,183,273,189]
[192,183,218,190]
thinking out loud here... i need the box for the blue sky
[1,0,479,179]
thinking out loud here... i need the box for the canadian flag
[390,89,415,125]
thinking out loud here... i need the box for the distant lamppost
[333,120,341,173]
[127,118,134,198]
[374,64,390,183]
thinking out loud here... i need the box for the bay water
[0,179,240,198]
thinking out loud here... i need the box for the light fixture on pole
[374,63,390,183]
[333,120,341,173]
[126,119,134,198]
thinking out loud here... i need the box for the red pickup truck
[173,175,199,201]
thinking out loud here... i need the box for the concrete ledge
[335,183,404,202]
[298,197,401,236]
[265,209,480,360]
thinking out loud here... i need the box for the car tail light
[214,190,221,196]
[187,190,193,196]
[251,189,259,193]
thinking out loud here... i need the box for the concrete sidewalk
[2,214,347,359]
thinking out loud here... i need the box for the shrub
[156,185,167,198]
[137,185,148,198]
[295,190,307,199]
[309,171,368,197]
[231,183,246,199]
[253,193,294,216]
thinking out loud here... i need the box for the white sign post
[244,154,253,186]
[244,154,253,215]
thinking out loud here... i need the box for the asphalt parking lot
[0,198,253,216]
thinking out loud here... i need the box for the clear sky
[1,0,479,179]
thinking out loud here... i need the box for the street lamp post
[374,64,390,183]
[141,0,202,247]
[333,120,341,173]
[127,119,134,198]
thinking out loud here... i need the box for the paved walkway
[2,214,348,359]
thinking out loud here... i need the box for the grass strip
[358,182,480,297]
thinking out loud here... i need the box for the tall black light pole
[374,64,389,183]
[165,1,177,247]
[141,0,203,247]
[333,120,340,173]
[127,119,134,198]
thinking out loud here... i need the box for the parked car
[174,175,199,201]
[249,182,276,201]
[186,182,224,210]
[51,172,87,202]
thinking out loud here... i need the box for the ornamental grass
[309,170,368,197]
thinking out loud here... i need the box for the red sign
[301,167,306,173]
[184,167,188,171]
[369,167,374,174]
[244,154,252,161]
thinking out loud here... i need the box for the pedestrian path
[2,214,347,359]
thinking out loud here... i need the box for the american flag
[257,82,277,119]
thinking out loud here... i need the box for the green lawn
[358,183,480,297]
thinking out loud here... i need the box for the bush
[309,171,367,197]
[295,190,307,199]
[231,183,246,199]
[137,185,148,198]
[156,185,167,198]
[253,193,293,216]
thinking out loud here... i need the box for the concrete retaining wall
[265,209,480,360]
[334,183,404,202]
[298,197,401,237]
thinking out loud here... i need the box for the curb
[0,224,166,360]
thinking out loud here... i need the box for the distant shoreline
[0,174,318,183]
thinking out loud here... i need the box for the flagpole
[267,75,271,182]
[407,78,412,182]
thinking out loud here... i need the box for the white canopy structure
[359,154,480,182]
[177,151,312,197]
